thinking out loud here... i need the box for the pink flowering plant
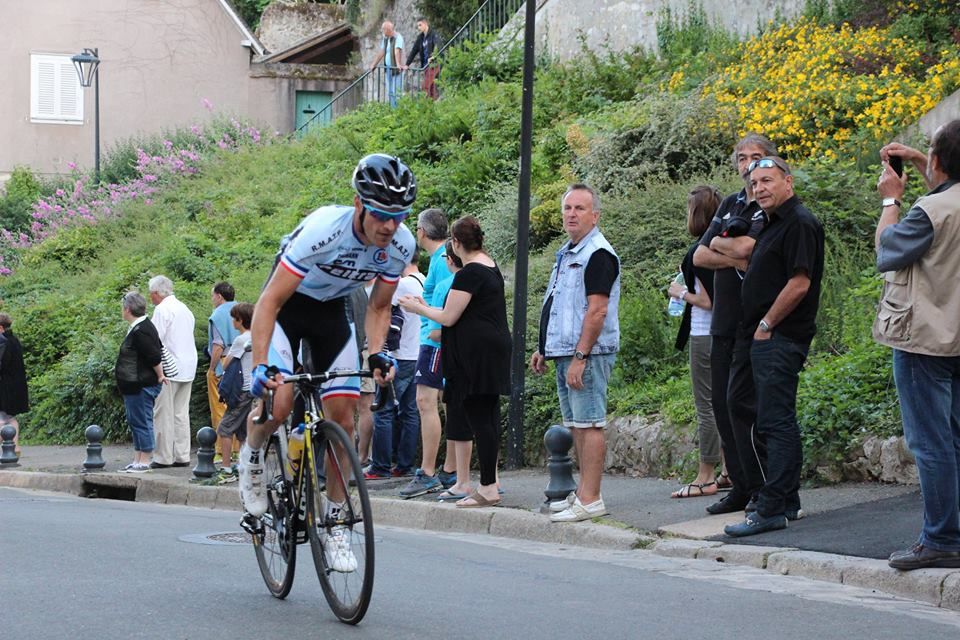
[0,112,268,276]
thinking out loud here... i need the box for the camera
[720,216,751,238]
[889,155,903,177]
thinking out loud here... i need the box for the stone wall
[257,1,346,53]
[601,415,918,485]
[502,0,807,62]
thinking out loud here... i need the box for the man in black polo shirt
[725,156,824,537]
[694,133,775,515]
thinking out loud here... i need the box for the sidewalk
[2,444,958,611]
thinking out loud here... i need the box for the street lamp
[71,48,101,182]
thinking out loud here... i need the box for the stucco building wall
[0,0,352,176]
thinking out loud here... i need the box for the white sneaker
[550,496,608,522]
[548,491,576,513]
[239,444,268,517]
[324,525,358,573]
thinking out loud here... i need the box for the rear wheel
[252,434,297,599]
[306,419,375,624]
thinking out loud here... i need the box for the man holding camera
[724,155,823,537]
[875,120,960,570]
[693,133,774,515]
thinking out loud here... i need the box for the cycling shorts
[267,293,361,400]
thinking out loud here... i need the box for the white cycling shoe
[324,525,359,573]
[239,444,268,518]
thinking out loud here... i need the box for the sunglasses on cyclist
[364,204,411,223]
[747,157,791,175]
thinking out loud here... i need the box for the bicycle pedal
[240,513,263,536]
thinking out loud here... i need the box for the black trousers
[751,335,809,517]
[446,392,501,486]
[715,336,767,501]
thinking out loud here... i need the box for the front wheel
[252,434,297,598]
[306,419,375,624]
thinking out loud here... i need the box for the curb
[0,470,645,551]
[3,469,958,610]
[651,538,960,612]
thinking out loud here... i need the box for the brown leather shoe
[889,544,960,570]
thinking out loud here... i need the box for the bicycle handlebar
[252,369,397,423]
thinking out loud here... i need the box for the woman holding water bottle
[667,186,724,498]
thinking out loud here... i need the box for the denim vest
[542,226,620,358]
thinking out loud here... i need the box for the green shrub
[0,167,42,233]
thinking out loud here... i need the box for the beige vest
[874,182,960,356]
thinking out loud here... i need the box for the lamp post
[71,48,101,183]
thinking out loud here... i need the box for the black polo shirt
[740,195,824,342]
[697,189,765,337]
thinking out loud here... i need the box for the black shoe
[745,495,758,513]
[149,461,172,469]
[888,544,960,570]
[706,494,750,515]
[724,512,788,537]
[172,461,190,467]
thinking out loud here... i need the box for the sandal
[716,473,733,491]
[455,490,501,508]
[671,481,718,499]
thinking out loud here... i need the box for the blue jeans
[387,69,403,108]
[370,359,419,475]
[893,349,960,551]
[124,383,162,452]
[751,334,809,517]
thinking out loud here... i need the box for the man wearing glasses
[724,156,824,537]
[238,154,416,548]
[694,133,775,517]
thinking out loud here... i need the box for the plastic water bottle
[287,422,305,475]
[667,272,686,317]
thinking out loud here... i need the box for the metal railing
[294,0,525,136]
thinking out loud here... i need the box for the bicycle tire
[253,434,297,599]
[306,419,375,624]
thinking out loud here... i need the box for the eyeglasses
[364,204,410,223]
[747,157,791,175]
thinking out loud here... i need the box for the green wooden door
[295,90,332,136]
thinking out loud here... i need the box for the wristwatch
[574,350,588,361]
[881,197,901,208]
[758,319,772,333]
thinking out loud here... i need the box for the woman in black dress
[400,216,511,507]
[0,313,29,455]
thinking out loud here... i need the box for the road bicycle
[240,366,392,624]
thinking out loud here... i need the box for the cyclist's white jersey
[277,205,416,299]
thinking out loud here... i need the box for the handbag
[161,345,180,378]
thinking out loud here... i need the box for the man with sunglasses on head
[724,155,823,537]
[238,154,417,571]
[693,134,774,517]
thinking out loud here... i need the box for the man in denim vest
[876,120,960,570]
[531,183,620,522]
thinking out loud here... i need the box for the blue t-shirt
[277,205,416,301]
[423,274,455,349]
[419,244,453,347]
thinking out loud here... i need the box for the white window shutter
[31,54,83,123]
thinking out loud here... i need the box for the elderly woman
[400,216,512,508]
[114,292,165,473]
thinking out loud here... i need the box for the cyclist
[240,153,417,572]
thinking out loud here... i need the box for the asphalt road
[2,487,959,640]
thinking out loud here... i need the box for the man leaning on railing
[405,17,443,100]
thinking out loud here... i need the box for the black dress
[441,262,512,401]
[0,331,29,416]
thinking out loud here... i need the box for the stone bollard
[193,427,218,479]
[82,425,106,471]
[0,425,19,466]
[541,424,577,513]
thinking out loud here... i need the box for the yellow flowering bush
[702,18,960,158]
